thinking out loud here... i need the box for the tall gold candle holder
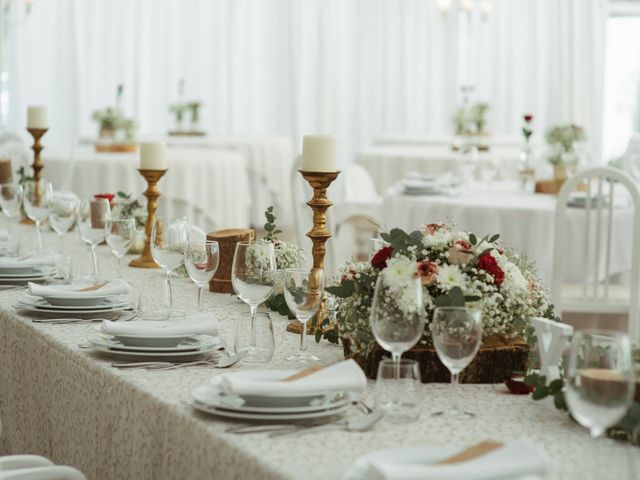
[287,169,340,334]
[22,127,48,224]
[129,169,168,268]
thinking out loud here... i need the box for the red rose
[523,114,533,123]
[371,246,393,270]
[425,223,446,235]
[477,252,505,287]
[95,193,115,206]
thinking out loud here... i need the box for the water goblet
[283,268,325,363]
[22,179,53,250]
[107,218,136,279]
[231,241,276,364]
[49,190,79,254]
[234,312,275,363]
[431,306,482,418]
[77,198,111,283]
[0,183,22,253]
[150,216,189,314]
[375,359,421,423]
[138,274,172,320]
[185,240,220,311]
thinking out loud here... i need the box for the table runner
[0,231,637,479]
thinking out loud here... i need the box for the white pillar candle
[302,135,337,172]
[139,141,167,170]
[27,105,48,129]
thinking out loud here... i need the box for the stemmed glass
[49,190,79,253]
[150,217,189,314]
[107,218,136,279]
[77,198,111,283]
[0,183,23,253]
[283,268,325,363]
[185,240,220,311]
[22,179,52,250]
[231,241,276,364]
[431,306,482,418]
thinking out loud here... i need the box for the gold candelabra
[23,128,48,224]
[287,169,340,334]
[129,169,168,268]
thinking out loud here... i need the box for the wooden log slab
[207,228,255,293]
[95,143,137,153]
[342,336,529,384]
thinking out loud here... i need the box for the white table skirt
[0,228,637,479]
[382,182,635,285]
[42,147,251,232]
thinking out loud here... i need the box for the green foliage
[15,166,33,185]
[433,286,480,308]
[264,293,296,320]
[263,205,282,242]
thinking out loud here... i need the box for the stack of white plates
[15,294,131,315]
[0,265,55,283]
[191,371,351,421]
[87,331,224,359]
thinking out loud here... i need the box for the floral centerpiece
[92,85,137,150]
[322,224,554,382]
[169,80,204,135]
[545,124,586,182]
[452,102,491,152]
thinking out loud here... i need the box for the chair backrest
[342,164,380,203]
[622,133,640,180]
[531,317,573,381]
[552,166,640,342]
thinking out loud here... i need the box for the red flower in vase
[371,246,393,270]
[94,193,115,206]
[477,252,505,287]
[523,114,533,123]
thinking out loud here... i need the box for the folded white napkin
[28,279,131,298]
[0,250,55,268]
[219,359,367,396]
[349,438,550,480]
[100,312,219,337]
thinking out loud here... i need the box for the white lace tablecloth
[0,229,637,480]
[42,147,251,232]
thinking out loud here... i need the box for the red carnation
[523,114,533,123]
[371,246,393,270]
[477,252,505,287]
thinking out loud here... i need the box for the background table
[0,228,637,479]
[43,147,251,232]
[382,182,635,285]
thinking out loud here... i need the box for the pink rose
[448,239,474,265]
[416,260,438,286]
[424,223,446,235]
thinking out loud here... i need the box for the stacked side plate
[88,333,224,360]
[191,371,351,421]
[15,294,131,315]
[0,266,55,283]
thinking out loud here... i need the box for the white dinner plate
[191,397,349,421]
[93,326,200,348]
[41,295,111,307]
[14,302,132,315]
[191,382,351,414]
[89,337,224,359]
[0,267,56,279]
[17,295,130,311]
[88,334,214,353]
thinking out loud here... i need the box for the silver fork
[33,313,138,325]
[112,359,219,370]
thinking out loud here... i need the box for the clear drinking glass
[49,190,79,253]
[0,183,22,253]
[231,241,276,364]
[185,240,220,311]
[77,198,111,283]
[138,274,172,320]
[107,218,136,279]
[283,268,325,363]
[370,273,424,368]
[150,217,189,314]
[234,312,275,363]
[375,359,421,423]
[22,179,53,250]
[431,306,482,418]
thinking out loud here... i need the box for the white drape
[3,0,607,164]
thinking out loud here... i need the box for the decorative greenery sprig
[15,166,32,185]
[263,205,282,241]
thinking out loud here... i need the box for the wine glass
[431,306,482,418]
[107,218,136,279]
[49,190,79,253]
[185,240,220,311]
[77,198,111,283]
[150,217,188,314]
[22,179,53,250]
[231,241,276,364]
[0,183,22,253]
[283,268,325,363]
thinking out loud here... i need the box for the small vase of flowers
[545,124,586,182]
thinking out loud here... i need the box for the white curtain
[3,0,607,164]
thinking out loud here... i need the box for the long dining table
[0,227,637,480]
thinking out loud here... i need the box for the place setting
[0,249,57,284]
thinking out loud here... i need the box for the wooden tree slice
[342,337,529,384]
[207,228,255,293]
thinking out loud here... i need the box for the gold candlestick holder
[129,169,168,268]
[287,169,340,334]
[22,127,48,224]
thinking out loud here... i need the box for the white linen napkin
[218,359,367,396]
[100,312,219,337]
[348,438,550,480]
[0,250,55,268]
[28,279,131,298]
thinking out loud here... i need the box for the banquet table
[42,147,251,232]
[382,182,635,285]
[0,228,637,480]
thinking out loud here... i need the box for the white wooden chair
[552,166,640,343]
[290,155,312,249]
[0,456,86,480]
[531,317,573,381]
[622,133,640,181]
